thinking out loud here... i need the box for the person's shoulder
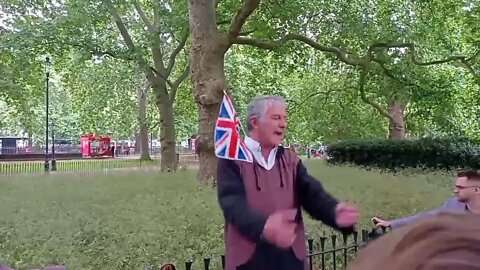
[444,197,465,207]
[445,197,461,203]
[277,145,301,165]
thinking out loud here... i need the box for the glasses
[455,185,480,190]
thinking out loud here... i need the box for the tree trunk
[138,84,151,160]
[152,82,177,172]
[134,132,140,154]
[188,0,229,184]
[388,101,406,140]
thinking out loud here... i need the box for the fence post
[307,238,314,270]
[185,260,193,270]
[203,257,211,270]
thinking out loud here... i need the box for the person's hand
[262,209,298,249]
[335,203,359,227]
[371,217,391,228]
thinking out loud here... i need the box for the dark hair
[457,169,480,180]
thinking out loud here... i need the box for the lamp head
[45,56,51,72]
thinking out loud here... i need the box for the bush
[326,137,480,171]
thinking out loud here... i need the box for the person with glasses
[371,169,480,229]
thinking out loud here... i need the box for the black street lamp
[46,56,57,171]
[44,56,51,172]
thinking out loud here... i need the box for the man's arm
[389,199,455,228]
[296,159,353,232]
[217,158,268,243]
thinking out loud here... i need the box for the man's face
[454,176,480,202]
[252,102,287,148]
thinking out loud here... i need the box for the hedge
[326,137,480,171]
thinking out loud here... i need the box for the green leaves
[1,0,479,144]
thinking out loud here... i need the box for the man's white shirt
[244,136,278,170]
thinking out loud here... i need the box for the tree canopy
[0,0,478,158]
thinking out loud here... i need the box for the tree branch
[232,34,363,66]
[240,29,256,36]
[369,43,480,83]
[105,0,137,52]
[460,59,480,83]
[105,0,159,84]
[228,0,260,40]
[289,88,337,110]
[133,0,155,34]
[466,49,479,62]
[368,42,476,66]
[358,69,393,120]
[133,0,168,78]
[65,41,134,61]
[235,35,478,82]
[152,0,162,29]
[166,31,189,76]
[169,63,190,102]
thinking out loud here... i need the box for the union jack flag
[214,91,253,163]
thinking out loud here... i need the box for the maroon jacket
[217,147,353,270]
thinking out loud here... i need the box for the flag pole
[223,89,248,139]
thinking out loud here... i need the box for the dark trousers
[236,242,304,270]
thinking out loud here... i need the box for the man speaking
[215,94,359,270]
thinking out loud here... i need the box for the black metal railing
[0,228,385,270]
[146,228,387,270]
[0,158,159,176]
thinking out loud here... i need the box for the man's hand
[335,203,359,227]
[371,217,391,228]
[262,209,298,249]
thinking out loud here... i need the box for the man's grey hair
[246,95,287,133]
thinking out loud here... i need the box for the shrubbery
[326,137,480,171]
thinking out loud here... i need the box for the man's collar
[245,136,280,170]
[244,136,262,153]
[244,136,279,153]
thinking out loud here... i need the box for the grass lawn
[0,160,455,269]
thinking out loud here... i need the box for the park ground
[0,160,455,269]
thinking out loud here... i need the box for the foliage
[225,47,389,143]
[60,56,139,139]
[0,27,46,136]
[223,0,479,141]
[173,83,198,141]
[326,137,480,171]
[0,0,479,146]
[0,0,190,146]
[0,160,455,269]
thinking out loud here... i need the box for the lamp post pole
[51,122,57,171]
[44,56,51,172]
[47,57,57,171]
[150,131,153,155]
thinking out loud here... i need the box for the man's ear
[250,116,259,130]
